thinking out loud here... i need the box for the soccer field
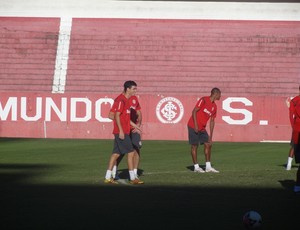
[0,138,299,229]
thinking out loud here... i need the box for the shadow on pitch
[117,168,144,179]
[1,163,300,230]
[186,165,206,171]
[278,179,295,190]
[0,163,60,185]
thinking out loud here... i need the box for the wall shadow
[1,164,300,229]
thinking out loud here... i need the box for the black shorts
[112,134,134,155]
[130,132,142,150]
[188,126,209,145]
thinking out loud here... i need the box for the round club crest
[156,97,184,124]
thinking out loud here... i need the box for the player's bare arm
[132,110,142,134]
[209,117,215,144]
[137,110,142,126]
[130,121,142,133]
[192,107,200,133]
[115,112,124,139]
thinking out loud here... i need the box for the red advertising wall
[0,17,299,142]
[0,92,290,142]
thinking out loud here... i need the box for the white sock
[112,165,117,178]
[194,164,200,170]
[206,162,211,169]
[287,157,293,166]
[134,168,138,176]
[129,170,135,181]
[105,170,112,180]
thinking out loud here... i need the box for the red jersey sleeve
[290,98,296,127]
[195,97,205,109]
[114,100,125,113]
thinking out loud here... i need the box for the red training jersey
[187,96,217,131]
[289,95,300,132]
[112,94,131,135]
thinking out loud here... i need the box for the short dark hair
[123,80,137,92]
[211,87,221,95]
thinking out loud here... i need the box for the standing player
[288,86,300,193]
[286,96,296,170]
[111,95,143,180]
[129,95,143,177]
[104,80,143,185]
[187,87,221,173]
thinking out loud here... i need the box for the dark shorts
[188,126,209,145]
[130,131,142,150]
[112,134,134,155]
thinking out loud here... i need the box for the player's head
[123,80,137,96]
[211,87,221,101]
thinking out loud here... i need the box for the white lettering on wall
[1,96,255,125]
[45,97,67,121]
[222,97,253,125]
[95,98,114,122]
[21,97,42,121]
[0,97,17,121]
[0,96,115,122]
[70,98,91,122]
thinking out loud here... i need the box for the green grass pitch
[0,138,299,229]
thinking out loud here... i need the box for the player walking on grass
[128,96,143,178]
[111,95,143,180]
[287,86,300,193]
[104,81,143,185]
[187,87,221,173]
[286,93,299,170]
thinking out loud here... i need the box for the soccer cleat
[205,167,219,173]
[194,168,205,173]
[129,178,144,185]
[286,165,291,171]
[104,178,118,184]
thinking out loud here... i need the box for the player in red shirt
[286,92,300,170]
[187,88,221,173]
[110,95,143,180]
[104,81,143,185]
[128,95,143,177]
[288,86,300,193]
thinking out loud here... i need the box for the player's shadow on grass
[186,165,206,171]
[117,168,144,179]
[278,179,295,190]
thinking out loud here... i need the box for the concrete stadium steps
[0,77,52,92]
[0,17,299,95]
[0,17,59,92]
[66,18,300,96]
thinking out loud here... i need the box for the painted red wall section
[0,92,290,142]
[0,17,300,141]
[0,17,60,92]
